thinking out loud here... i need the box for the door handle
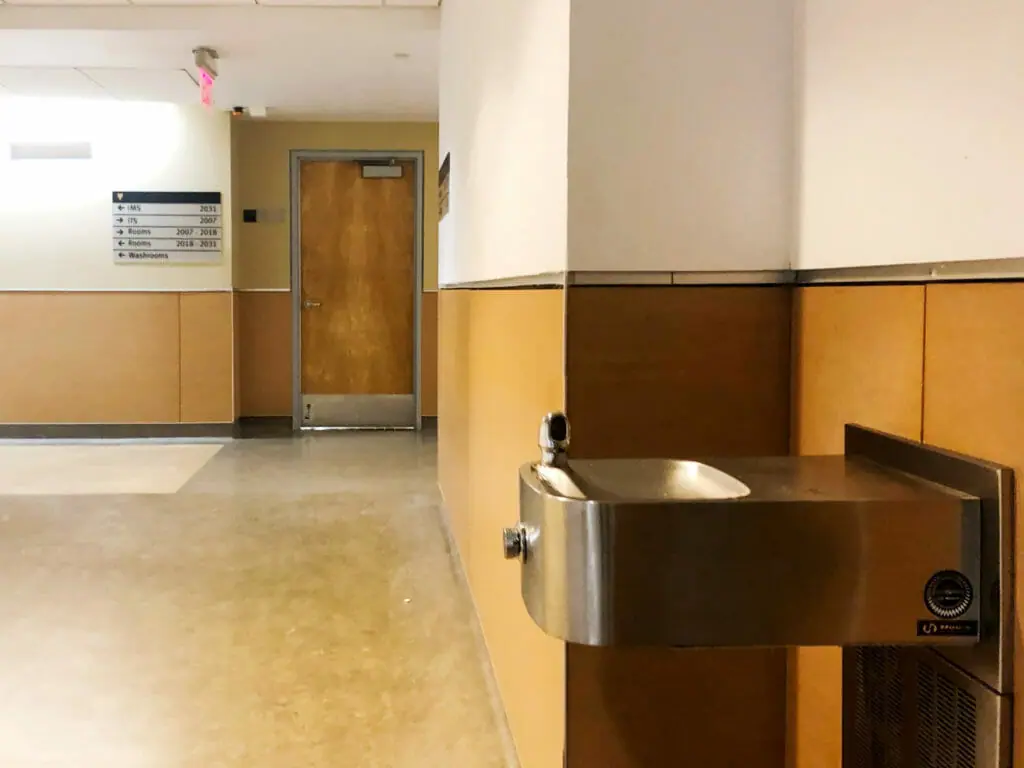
[302,299,322,309]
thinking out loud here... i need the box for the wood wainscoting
[788,284,926,768]
[919,282,1024,768]
[180,292,235,424]
[235,290,439,419]
[236,291,293,418]
[564,285,792,768]
[438,287,566,768]
[0,291,234,425]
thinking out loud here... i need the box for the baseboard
[0,416,437,441]
[235,416,294,438]
[0,422,235,440]
[436,493,521,768]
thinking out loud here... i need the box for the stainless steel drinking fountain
[504,412,1015,768]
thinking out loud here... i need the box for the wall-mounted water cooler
[504,414,1015,767]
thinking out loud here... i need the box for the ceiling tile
[256,0,379,5]
[4,0,128,5]
[0,67,107,98]
[131,0,254,5]
[78,68,199,103]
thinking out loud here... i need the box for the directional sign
[112,191,223,265]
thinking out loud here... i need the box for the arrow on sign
[116,218,124,223]
[118,253,125,259]
[118,205,124,211]
[118,240,125,246]
[117,229,124,235]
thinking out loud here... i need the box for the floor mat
[0,443,223,495]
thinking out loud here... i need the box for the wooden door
[298,159,416,427]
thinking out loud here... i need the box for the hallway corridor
[0,434,513,767]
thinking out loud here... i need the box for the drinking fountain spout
[503,412,572,562]
[538,411,570,468]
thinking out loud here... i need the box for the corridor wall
[0,100,234,425]
[230,119,440,418]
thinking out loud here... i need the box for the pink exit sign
[199,68,214,107]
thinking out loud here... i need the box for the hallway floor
[0,433,513,768]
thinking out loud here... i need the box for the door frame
[289,149,425,430]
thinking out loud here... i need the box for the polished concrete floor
[0,433,514,767]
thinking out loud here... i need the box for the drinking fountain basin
[506,415,1013,662]
[505,414,1017,768]
[533,459,751,501]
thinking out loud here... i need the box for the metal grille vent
[916,662,978,767]
[849,646,904,768]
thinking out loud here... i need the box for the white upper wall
[567,0,795,273]
[0,99,231,291]
[797,0,1024,270]
[437,0,570,286]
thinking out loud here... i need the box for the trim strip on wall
[798,257,1024,284]
[439,271,568,289]
[0,288,234,293]
[439,258,1024,290]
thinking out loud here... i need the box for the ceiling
[0,3,441,118]
[0,0,439,5]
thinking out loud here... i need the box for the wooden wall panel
[439,288,566,768]
[568,646,787,768]
[237,292,293,417]
[466,289,566,768]
[232,292,242,420]
[921,282,1024,768]
[179,292,235,424]
[438,289,471,552]
[564,286,791,768]
[566,286,791,458]
[0,292,180,424]
[421,292,438,417]
[792,285,926,454]
[788,285,926,768]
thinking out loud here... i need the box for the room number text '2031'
[176,240,219,249]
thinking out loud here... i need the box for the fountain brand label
[916,620,978,637]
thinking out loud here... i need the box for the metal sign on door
[112,191,223,264]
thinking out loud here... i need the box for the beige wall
[0,292,234,424]
[0,100,232,291]
[438,288,566,768]
[231,120,439,291]
[0,100,235,425]
[231,119,439,418]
